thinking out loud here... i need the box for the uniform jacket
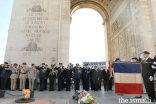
[57,67,64,78]
[141,58,153,78]
[38,66,47,78]
[19,66,29,79]
[48,70,56,79]
[0,65,11,78]
[73,67,81,79]
[82,68,90,79]
[28,67,37,79]
[10,66,20,79]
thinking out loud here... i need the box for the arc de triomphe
[4,0,156,66]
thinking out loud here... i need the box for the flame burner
[15,98,35,103]
[15,89,35,103]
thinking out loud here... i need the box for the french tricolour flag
[113,63,143,94]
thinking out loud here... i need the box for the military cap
[143,51,150,54]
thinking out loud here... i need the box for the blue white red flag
[113,63,143,94]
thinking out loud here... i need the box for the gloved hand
[151,65,156,69]
[149,76,153,81]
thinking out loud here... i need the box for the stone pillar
[59,0,70,66]
[102,20,108,62]
[139,0,156,56]
[148,0,156,51]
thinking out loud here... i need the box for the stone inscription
[21,1,51,51]
[112,23,136,60]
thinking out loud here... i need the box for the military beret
[4,62,8,64]
[132,57,139,61]
[143,51,150,54]
[14,63,18,66]
[115,58,120,61]
[42,63,45,65]
[23,62,27,65]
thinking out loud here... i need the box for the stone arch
[70,1,112,61]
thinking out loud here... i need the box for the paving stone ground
[0,86,155,104]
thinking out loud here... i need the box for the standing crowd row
[0,62,113,92]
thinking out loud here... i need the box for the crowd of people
[0,62,113,92]
[0,50,156,102]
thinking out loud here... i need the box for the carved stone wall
[111,0,144,60]
[113,23,136,60]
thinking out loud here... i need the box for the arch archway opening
[69,8,107,65]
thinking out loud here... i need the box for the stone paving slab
[0,88,155,104]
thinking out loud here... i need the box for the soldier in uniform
[82,64,90,91]
[48,65,56,91]
[44,64,50,90]
[53,64,57,90]
[141,51,156,102]
[0,64,2,89]
[19,62,28,90]
[65,64,72,91]
[28,64,37,90]
[10,63,19,91]
[73,63,81,91]
[34,66,40,90]
[38,63,47,91]
[57,63,64,91]
[0,62,9,90]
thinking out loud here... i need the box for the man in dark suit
[65,64,72,91]
[90,66,94,90]
[141,51,156,102]
[97,66,103,90]
[92,66,99,91]
[82,64,90,91]
[73,63,81,91]
[102,66,110,91]
[0,62,10,90]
